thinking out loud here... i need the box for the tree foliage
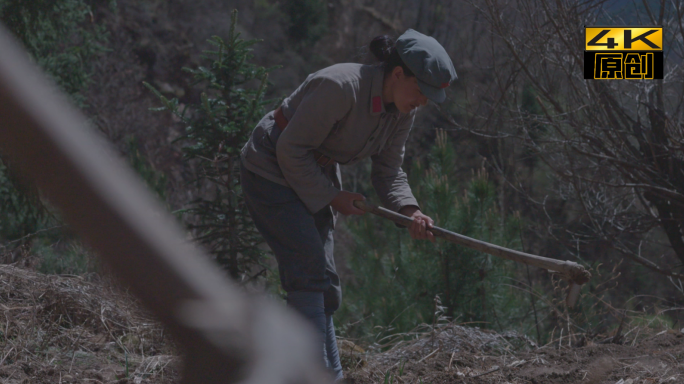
[0,163,52,241]
[0,0,106,242]
[0,0,107,104]
[282,0,328,48]
[338,131,531,341]
[146,10,278,281]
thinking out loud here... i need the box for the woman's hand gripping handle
[330,191,366,216]
[352,200,435,242]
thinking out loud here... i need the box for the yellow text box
[585,27,662,51]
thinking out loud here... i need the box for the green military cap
[396,29,457,103]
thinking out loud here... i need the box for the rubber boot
[286,291,328,369]
[326,313,344,381]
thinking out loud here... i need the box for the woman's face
[388,67,429,114]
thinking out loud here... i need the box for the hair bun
[370,35,394,62]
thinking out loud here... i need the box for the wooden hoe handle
[353,200,591,286]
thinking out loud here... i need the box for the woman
[240,29,457,380]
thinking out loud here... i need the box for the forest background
[1,0,683,351]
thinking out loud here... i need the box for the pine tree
[337,130,531,341]
[146,10,278,282]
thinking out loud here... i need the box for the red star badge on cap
[441,82,450,89]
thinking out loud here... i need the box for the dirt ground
[342,323,684,384]
[0,263,181,384]
[1,263,683,384]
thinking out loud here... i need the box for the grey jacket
[240,63,419,214]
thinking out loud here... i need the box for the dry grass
[0,264,179,383]
[2,261,683,384]
[343,316,684,384]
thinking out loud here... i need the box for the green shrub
[126,136,168,203]
[337,130,531,342]
[0,0,107,105]
[282,0,328,47]
[146,10,278,281]
[0,161,52,241]
[0,0,107,242]
[35,238,95,275]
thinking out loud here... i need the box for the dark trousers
[240,161,343,380]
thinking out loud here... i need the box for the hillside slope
[2,263,683,383]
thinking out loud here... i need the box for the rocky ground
[1,263,682,384]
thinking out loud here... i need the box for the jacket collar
[369,65,401,116]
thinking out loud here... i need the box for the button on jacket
[240,63,419,214]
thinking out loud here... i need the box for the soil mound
[344,321,684,383]
[0,264,179,384]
